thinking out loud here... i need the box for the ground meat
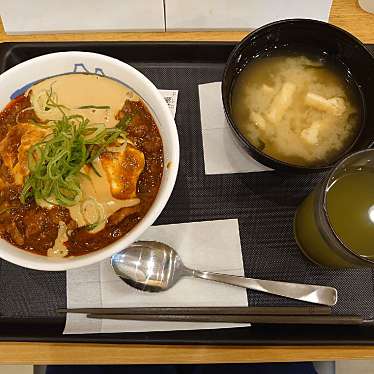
[8,222,24,246]
[24,209,46,237]
[0,95,35,142]
[130,122,147,138]
[0,161,14,185]
[143,134,162,154]
[65,213,142,256]
[0,190,61,254]
[48,206,74,226]
[108,205,141,226]
[0,97,163,257]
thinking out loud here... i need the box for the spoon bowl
[111,241,338,306]
[111,241,187,292]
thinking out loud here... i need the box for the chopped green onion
[106,142,127,153]
[82,223,99,231]
[77,105,111,109]
[90,161,102,177]
[20,95,131,206]
[116,114,133,131]
[80,197,104,231]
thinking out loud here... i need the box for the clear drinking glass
[294,149,374,268]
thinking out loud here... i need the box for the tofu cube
[267,82,296,123]
[250,111,267,130]
[305,93,346,116]
[261,84,275,95]
[300,121,322,145]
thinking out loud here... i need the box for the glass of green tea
[294,149,374,268]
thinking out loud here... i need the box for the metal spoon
[111,241,337,306]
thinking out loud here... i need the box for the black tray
[0,41,374,345]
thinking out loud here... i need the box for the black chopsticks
[58,306,331,316]
[58,306,370,325]
[86,314,367,325]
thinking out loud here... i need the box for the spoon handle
[191,270,337,306]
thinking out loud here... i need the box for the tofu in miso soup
[231,55,361,166]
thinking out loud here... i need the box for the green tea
[294,169,374,267]
[326,171,374,258]
[294,192,353,267]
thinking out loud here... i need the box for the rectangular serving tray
[0,41,373,345]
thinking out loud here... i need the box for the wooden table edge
[0,343,374,364]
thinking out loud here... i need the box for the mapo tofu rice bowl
[0,52,179,271]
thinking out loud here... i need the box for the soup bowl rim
[222,18,374,172]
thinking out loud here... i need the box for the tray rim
[0,40,373,345]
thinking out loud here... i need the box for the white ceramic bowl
[0,51,179,271]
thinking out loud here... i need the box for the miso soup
[231,55,362,167]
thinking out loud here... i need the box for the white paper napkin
[198,82,273,175]
[64,219,249,334]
